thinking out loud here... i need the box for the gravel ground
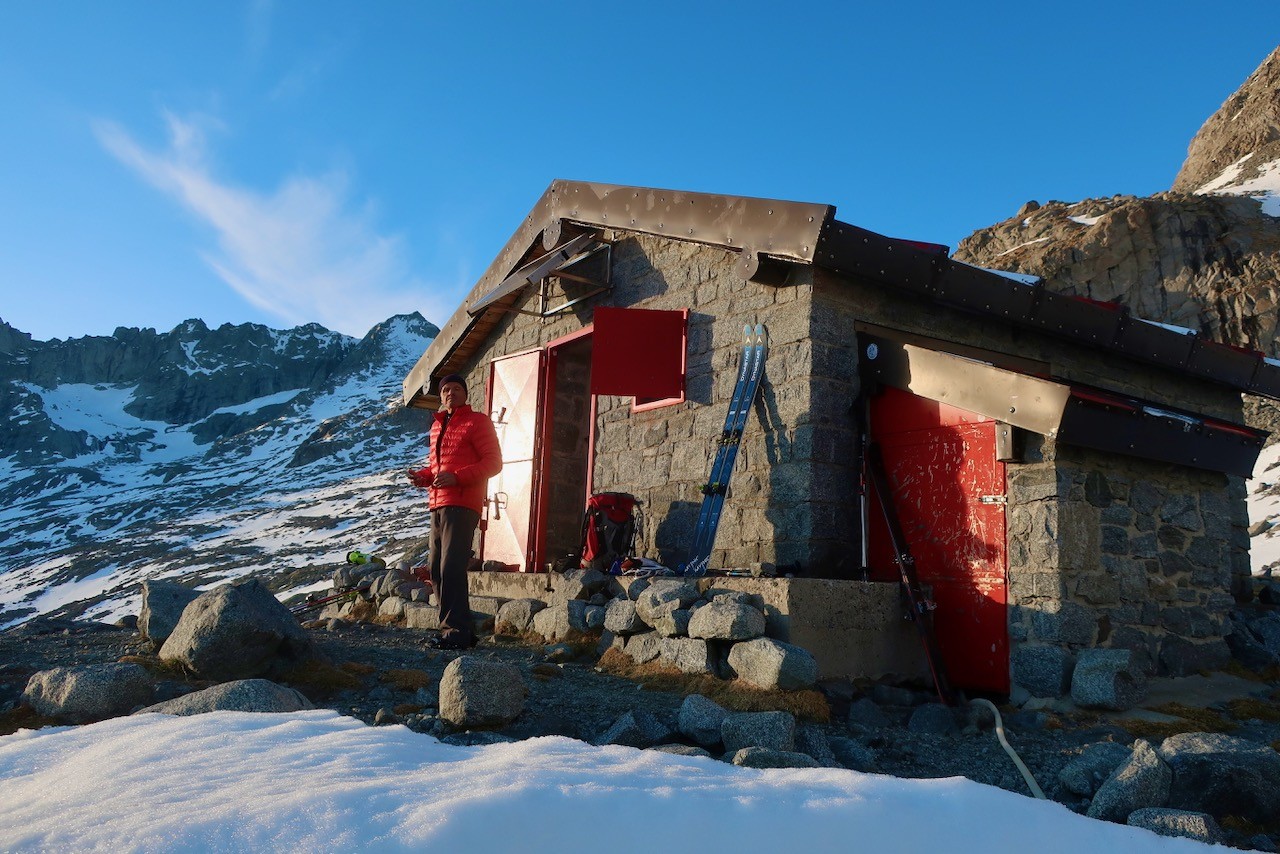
[3,615,1279,849]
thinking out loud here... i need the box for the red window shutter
[590,307,686,399]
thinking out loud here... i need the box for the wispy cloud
[93,112,450,336]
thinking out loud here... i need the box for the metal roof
[402,179,1280,410]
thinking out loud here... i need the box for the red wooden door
[867,385,1009,693]
[485,351,544,570]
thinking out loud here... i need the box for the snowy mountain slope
[0,314,438,627]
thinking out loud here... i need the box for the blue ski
[684,325,756,574]
[686,323,767,575]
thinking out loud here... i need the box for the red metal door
[485,351,544,570]
[867,385,1009,693]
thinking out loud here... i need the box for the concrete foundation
[467,571,927,682]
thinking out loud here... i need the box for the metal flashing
[859,333,1265,477]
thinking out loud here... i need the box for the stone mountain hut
[401,180,1278,697]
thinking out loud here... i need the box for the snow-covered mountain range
[0,313,438,627]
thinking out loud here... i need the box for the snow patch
[1067,214,1103,226]
[208,388,305,417]
[995,237,1050,257]
[1197,153,1280,217]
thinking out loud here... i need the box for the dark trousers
[429,506,480,644]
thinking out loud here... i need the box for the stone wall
[450,233,823,569]
[1007,434,1243,693]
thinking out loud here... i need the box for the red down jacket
[411,404,503,513]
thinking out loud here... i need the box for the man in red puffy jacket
[408,373,502,649]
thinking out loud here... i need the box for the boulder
[23,662,153,723]
[704,589,758,608]
[1157,732,1280,825]
[795,725,842,768]
[442,731,516,746]
[828,736,877,771]
[438,656,526,728]
[1250,611,1280,655]
[871,684,918,707]
[648,744,712,758]
[907,703,959,735]
[584,605,607,631]
[159,579,317,681]
[730,747,821,769]
[635,580,699,624]
[596,710,673,748]
[620,577,651,601]
[624,631,662,664]
[1126,808,1224,844]
[531,601,588,641]
[727,638,818,690]
[687,599,766,641]
[402,601,440,630]
[653,608,692,638]
[136,679,313,716]
[366,569,413,601]
[677,694,728,749]
[1071,649,1147,711]
[1010,644,1076,698]
[552,568,608,604]
[495,598,546,634]
[846,697,891,730]
[603,599,647,635]
[721,710,795,754]
[658,637,715,675]
[1058,742,1132,797]
[378,596,406,619]
[138,580,200,647]
[1226,619,1280,671]
[1086,740,1171,823]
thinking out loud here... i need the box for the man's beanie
[439,373,467,394]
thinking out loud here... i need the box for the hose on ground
[970,698,1046,800]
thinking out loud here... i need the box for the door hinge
[978,495,1007,505]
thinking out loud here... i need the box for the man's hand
[432,471,458,487]
[407,468,432,488]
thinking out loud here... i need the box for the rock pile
[505,571,819,691]
[594,694,838,771]
[1076,732,1280,842]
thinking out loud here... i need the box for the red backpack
[581,492,639,572]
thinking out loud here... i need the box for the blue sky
[1,3,1275,340]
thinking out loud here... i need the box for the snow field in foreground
[0,711,1213,853]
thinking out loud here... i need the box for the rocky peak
[954,192,1280,352]
[1173,47,1280,197]
[955,49,1280,359]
